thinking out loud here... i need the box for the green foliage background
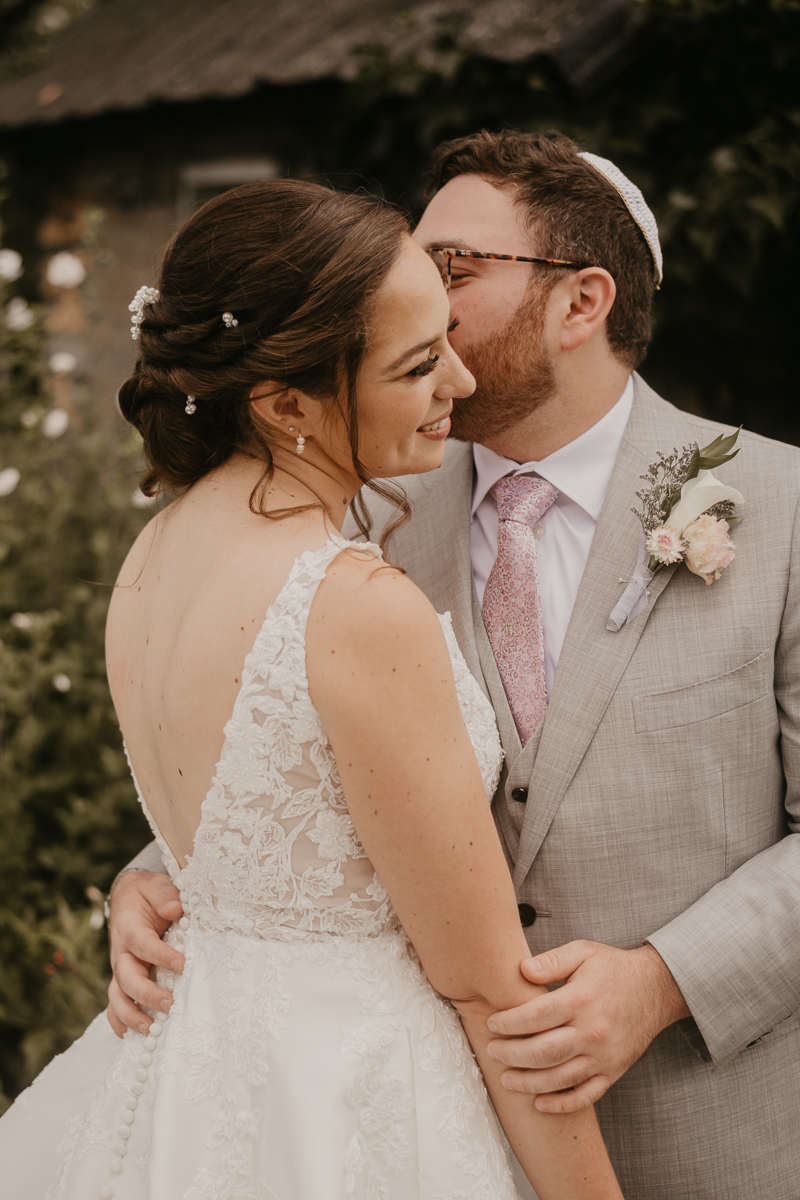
[0,0,799,1106]
[331,0,800,440]
[0,280,152,1109]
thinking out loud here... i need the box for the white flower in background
[43,409,70,438]
[0,467,20,497]
[5,296,35,331]
[0,249,23,282]
[10,612,33,631]
[49,350,77,374]
[37,5,70,34]
[20,410,40,427]
[132,488,157,508]
[52,673,72,692]
[89,909,105,930]
[45,251,86,289]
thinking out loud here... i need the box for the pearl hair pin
[185,394,197,415]
[222,311,238,328]
[128,285,159,340]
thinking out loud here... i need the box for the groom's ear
[558,266,616,353]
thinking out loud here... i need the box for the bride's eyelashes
[406,320,458,377]
[408,354,440,378]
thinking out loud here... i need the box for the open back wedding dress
[1,535,520,1200]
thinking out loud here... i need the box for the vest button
[511,787,528,804]
[518,903,537,927]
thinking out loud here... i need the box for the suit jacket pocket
[634,651,771,733]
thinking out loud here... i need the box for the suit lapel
[512,378,682,887]
[395,442,521,755]
[397,443,487,694]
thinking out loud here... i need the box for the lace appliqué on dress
[173,537,398,942]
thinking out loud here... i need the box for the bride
[0,180,622,1200]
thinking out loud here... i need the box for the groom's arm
[114,839,170,881]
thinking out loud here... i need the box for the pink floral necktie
[482,475,560,746]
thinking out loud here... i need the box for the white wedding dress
[0,535,520,1200]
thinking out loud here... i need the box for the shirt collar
[471,375,633,522]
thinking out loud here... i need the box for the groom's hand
[106,870,184,1038]
[486,940,690,1113]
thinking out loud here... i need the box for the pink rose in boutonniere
[608,429,744,631]
[682,513,736,584]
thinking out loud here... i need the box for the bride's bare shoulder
[113,508,165,592]
[308,544,446,675]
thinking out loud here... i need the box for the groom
[107,131,800,1197]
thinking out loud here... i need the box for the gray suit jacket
[127,375,800,1196]
[347,374,800,1199]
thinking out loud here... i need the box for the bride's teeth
[420,417,446,432]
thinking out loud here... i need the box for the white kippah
[578,151,663,287]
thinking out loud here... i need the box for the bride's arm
[307,557,623,1200]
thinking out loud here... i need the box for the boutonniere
[607,428,744,632]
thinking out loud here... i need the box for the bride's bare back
[106,459,331,867]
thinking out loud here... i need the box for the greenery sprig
[632,428,741,535]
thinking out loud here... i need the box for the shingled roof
[0,0,632,129]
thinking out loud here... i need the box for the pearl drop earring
[288,425,305,453]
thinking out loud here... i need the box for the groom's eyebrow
[387,338,437,372]
[419,237,472,251]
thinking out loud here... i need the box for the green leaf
[698,432,726,456]
[697,449,740,469]
[683,443,702,481]
[697,427,742,469]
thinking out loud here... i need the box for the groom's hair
[428,129,656,369]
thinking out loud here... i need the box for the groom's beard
[449,285,556,446]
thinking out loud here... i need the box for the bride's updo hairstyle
[118,180,410,540]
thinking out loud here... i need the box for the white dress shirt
[471,375,633,696]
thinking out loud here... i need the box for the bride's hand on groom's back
[106,870,185,1037]
[485,939,691,1113]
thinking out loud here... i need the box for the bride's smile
[416,410,452,437]
[251,235,474,497]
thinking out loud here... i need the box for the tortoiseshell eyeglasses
[428,247,581,293]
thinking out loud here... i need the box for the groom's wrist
[639,943,691,1032]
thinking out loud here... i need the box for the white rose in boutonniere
[608,429,744,631]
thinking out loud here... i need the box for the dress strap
[328,531,384,560]
[246,533,383,679]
